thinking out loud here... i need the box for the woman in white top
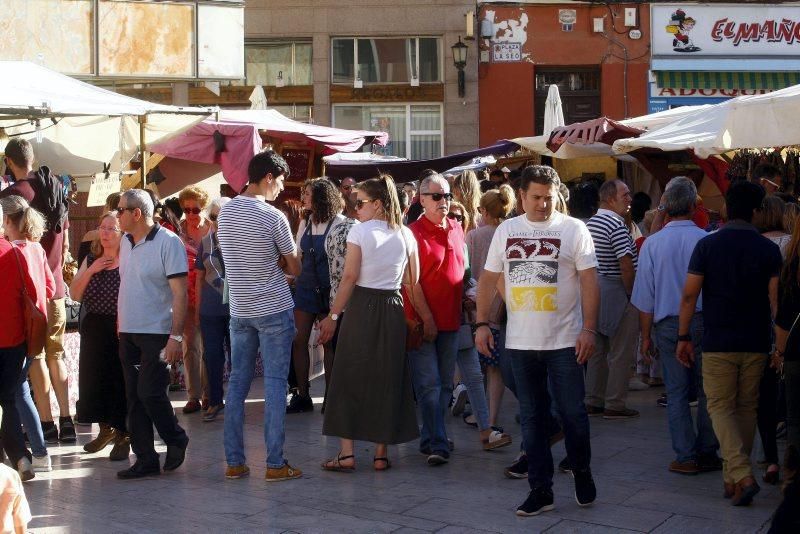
[317,175,420,471]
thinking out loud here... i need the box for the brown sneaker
[585,404,605,417]
[265,463,302,482]
[603,408,640,420]
[108,433,131,462]
[669,460,699,475]
[731,476,760,506]
[225,464,250,479]
[182,399,202,414]
[83,424,116,453]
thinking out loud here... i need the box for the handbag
[12,249,48,357]
[402,229,424,351]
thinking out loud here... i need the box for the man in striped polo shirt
[585,180,640,419]
[217,151,302,482]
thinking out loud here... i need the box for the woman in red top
[0,194,54,481]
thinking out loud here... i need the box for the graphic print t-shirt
[485,212,597,350]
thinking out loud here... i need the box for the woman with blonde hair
[784,202,800,236]
[466,185,516,431]
[452,171,482,231]
[70,211,129,460]
[317,174,420,471]
[177,186,212,414]
[1,195,54,478]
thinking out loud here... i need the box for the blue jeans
[15,358,46,457]
[456,347,490,431]
[654,314,718,463]
[200,315,230,407]
[409,331,459,456]
[507,347,591,491]
[224,310,294,469]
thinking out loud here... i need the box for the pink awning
[150,109,388,191]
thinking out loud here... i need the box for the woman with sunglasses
[317,174,420,471]
[177,186,213,414]
[70,211,130,461]
[288,178,345,414]
[194,197,231,422]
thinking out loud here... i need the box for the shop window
[331,37,442,84]
[245,41,312,86]
[332,104,443,159]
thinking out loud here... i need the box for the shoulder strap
[11,247,32,298]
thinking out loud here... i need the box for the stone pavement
[23,382,783,533]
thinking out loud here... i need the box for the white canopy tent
[0,61,213,178]
[512,105,711,159]
[613,84,800,157]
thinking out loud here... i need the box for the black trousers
[0,343,30,465]
[119,333,188,463]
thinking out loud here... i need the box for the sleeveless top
[83,254,120,316]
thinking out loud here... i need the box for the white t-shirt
[346,219,416,290]
[485,212,597,350]
[217,196,296,318]
[296,214,346,247]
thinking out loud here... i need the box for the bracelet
[474,322,490,329]
[581,328,598,336]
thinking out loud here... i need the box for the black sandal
[463,413,478,428]
[373,457,392,471]
[321,453,355,472]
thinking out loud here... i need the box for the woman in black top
[775,225,800,455]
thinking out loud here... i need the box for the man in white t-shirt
[216,150,302,482]
[476,165,600,517]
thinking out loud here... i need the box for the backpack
[27,166,69,233]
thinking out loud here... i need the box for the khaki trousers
[585,302,639,412]
[702,352,766,484]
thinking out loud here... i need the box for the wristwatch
[169,334,184,343]
[329,313,339,321]
[677,334,691,342]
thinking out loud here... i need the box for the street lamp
[451,36,468,97]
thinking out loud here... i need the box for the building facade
[477,1,651,146]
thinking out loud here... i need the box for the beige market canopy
[0,61,213,177]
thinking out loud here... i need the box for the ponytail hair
[0,194,46,241]
[357,174,403,229]
[479,183,516,221]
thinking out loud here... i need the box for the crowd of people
[1,137,799,522]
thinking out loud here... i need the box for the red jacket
[0,239,40,348]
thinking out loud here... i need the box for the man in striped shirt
[217,150,302,482]
[585,179,640,419]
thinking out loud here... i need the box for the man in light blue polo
[631,177,719,476]
[117,189,190,479]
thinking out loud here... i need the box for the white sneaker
[628,377,650,391]
[451,384,468,416]
[17,458,35,482]
[32,454,52,472]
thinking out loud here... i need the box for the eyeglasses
[98,225,121,233]
[209,213,218,222]
[421,192,453,202]
[355,198,374,209]
[447,212,464,223]
[183,207,202,215]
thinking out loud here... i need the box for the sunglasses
[116,207,137,215]
[355,198,374,209]
[447,212,464,223]
[183,207,202,215]
[209,213,218,221]
[422,192,453,202]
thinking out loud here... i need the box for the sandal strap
[337,454,355,461]
[373,457,389,462]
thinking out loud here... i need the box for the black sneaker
[504,455,528,479]
[286,393,313,414]
[42,421,59,444]
[516,489,554,517]
[58,416,76,443]
[163,439,188,471]
[117,460,160,479]
[558,457,572,474]
[573,469,597,507]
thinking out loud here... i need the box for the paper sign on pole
[86,173,121,207]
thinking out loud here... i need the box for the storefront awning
[655,71,800,91]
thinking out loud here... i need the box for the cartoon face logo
[665,9,701,53]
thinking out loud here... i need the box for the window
[331,37,441,84]
[245,41,312,86]
[332,104,443,160]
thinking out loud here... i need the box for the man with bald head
[585,179,640,420]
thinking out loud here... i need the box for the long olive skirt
[322,286,419,444]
